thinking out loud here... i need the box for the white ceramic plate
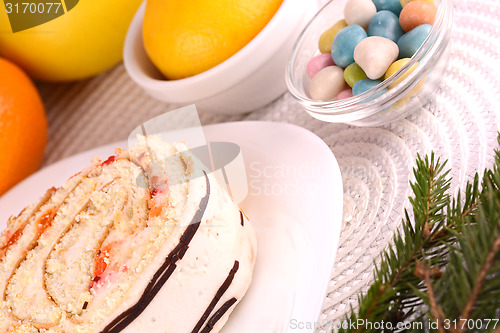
[0,121,342,333]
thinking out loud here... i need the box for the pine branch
[417,261,446,333]
[337,154,456,332]
[461,233,500,321]
[335,136,500,333]
[433,151,500,329]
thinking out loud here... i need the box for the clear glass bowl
[286,0,453,127]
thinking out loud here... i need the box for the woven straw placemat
[36,0,500,328]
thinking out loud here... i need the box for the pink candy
[307,53,335,79]
[336,88,353,100]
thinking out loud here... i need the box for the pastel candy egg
[354,36,399,79]
[368,10,405,43]
[344,0,377,29]
[307,53,335,79]
[318,20,348,53]
[389,94,411,109]
[337,88,353,100]
[344,62,368,87]
[352,78,386,100]
[385,58,427,98]
[397,24,432,58]
[400,0,434,7]
[331,25,367,68]
[373,0,403,15]
[409,75,427,96]
[309,66,346,101]
[384,58,417,88]
[399,1,437,32]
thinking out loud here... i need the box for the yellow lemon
[143,0,283,80]
[0,0,142,82]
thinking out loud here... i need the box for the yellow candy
[388,75,426,110]
[386,57,428,109]
[389,94,411,110]
[385,58,417,88]
[318,20,348,53]
[409,76,427,96]
[400,0,434,7]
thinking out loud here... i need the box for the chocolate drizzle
[200,298,237,333]
[101,171,210,333]
[192,260,240,333]
[240,211,244,227]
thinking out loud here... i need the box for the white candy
[354,36,399,80]
[344,0,377,29]
[309,66,345,101]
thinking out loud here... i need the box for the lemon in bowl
[124,0,318,114]
[143,0,283,80]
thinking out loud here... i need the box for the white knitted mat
[36,0,500,329]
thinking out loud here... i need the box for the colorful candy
[373,0,403,15]
[368,10,404,42]
[344,0,377,29]
[309,66,346,101]
[397,24,431,58]
[306,0,437,102]
[344,62,368,87]
[331,25,367,68]
[352,78,386,98]
[354,36,399,79]
[400,0,434,6]
[318,20,348,53]
[337,88,354,100]
[385,58,427,96]
[384,58,416,87]
[399,0,437,32]
[307,53,335,78]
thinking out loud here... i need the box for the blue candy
[331,25,367,68]
[353,79,386,100]
[397,24,432,59]
[368,10,404,43]
[372,0,403,15]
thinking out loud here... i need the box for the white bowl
[123,0,319,114]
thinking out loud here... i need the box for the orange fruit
[0,58,48,196]
[143,0,284,80]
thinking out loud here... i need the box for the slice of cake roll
[0,136,257,333]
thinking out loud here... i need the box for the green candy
[344,62,368,87]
